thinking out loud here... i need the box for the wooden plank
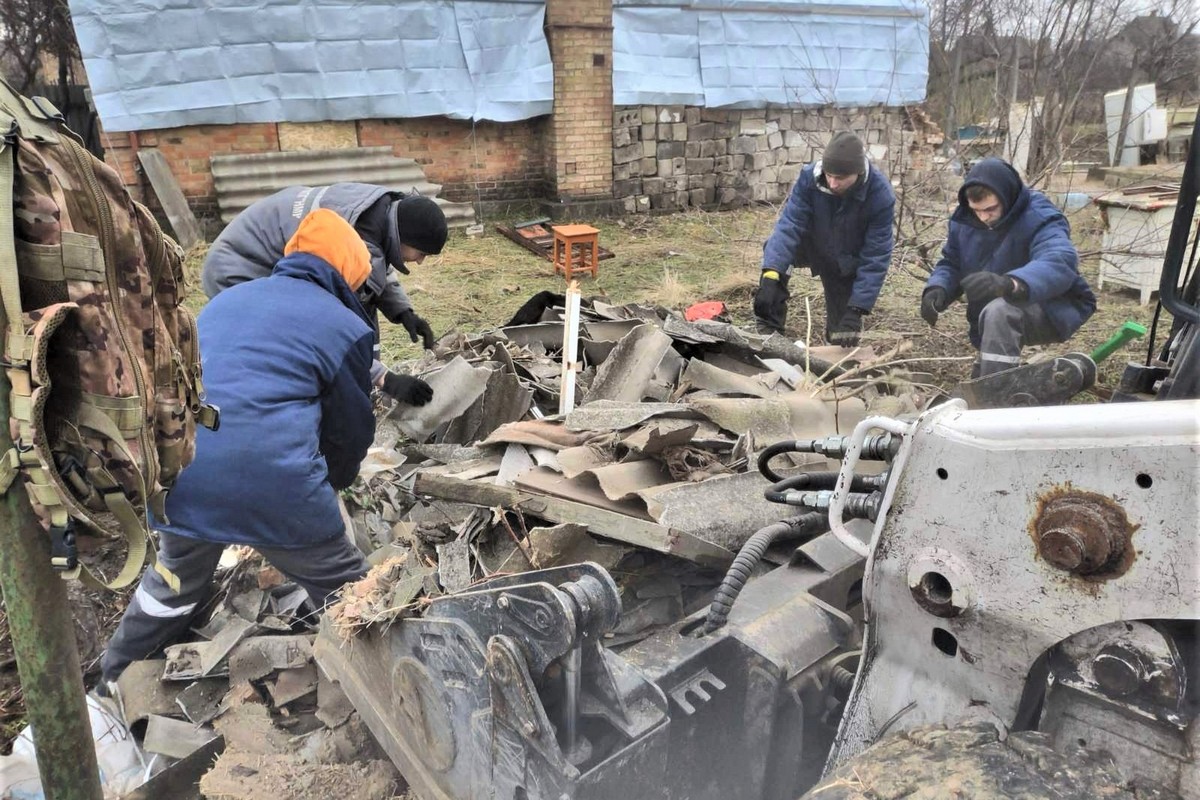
[414,472,733,567]
[137,149,202,249]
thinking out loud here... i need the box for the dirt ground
[0,193,1166,759]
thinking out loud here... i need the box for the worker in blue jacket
[756,131,895,345]
[100,210,381,686]
[921,158,1096,376]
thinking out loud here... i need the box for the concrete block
[788,146,809,163]
[767,131,783,150]
[688,174,705,189]
[690,187,715,207]
[641,157,658,176]
[783,130,804,148]
[614,143,642,165]
[672,157,686,175]
[642,177,666,195]
[635,195,651,212]
[640,106,657,124]
[613,162,632,181]
[641,124,657,142]
[730,136,758,155]
[714,122,739,139]
[656,141,686,159]
[643,140,657,158]
[702,173,719,190]
[614,109,640,128]
[752,152,773,170]
[765,121,780,135]
[779,164,802,185]
[685,107,701,125]
[777,112,793,131]
[686,157,715,173]
[613,127,632,147]
[755,134,771,152]
[740,118,768,136]
[613,178,642,197]
[867,144,888,161]
[685,141,702,158]
[760,165,779,183]
[672,123,688,141]
[623,196,638,213]
[658,105,684,123]
[657,158,674,177]
[688,122,715,141]
[699,139,720,158]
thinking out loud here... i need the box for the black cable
[703,513,827,634]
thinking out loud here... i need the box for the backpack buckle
[49,519,78,571]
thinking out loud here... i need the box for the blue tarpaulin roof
[69,0,928,133]
[69,0,554,131]
[614,0,929,108]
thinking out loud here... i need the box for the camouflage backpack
[0,79,216,590]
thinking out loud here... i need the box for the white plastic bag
[0,694,151,799]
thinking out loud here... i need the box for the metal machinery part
[828,398,1200,798]
[951,352,1097,409]
[316,532,872,800]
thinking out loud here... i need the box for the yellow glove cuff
[762,270,780,281]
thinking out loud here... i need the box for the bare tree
[0,0,79,92]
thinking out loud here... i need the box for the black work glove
[397,309,436,350]
[753,270,789,334]
[960,272,1015,305]
[920,287,948,327]
[829,307,865,347]
[381,372,434,406]
[507,291,567,327]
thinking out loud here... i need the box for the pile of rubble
[106,552,401,799]
[78,296,933,799]
[331,296,934,642]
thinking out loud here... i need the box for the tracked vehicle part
[315,535,867,800]
[827,399,1200,800]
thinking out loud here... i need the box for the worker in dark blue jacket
[921,158,1096,376]
[755,131,895,345]
[100,210,382,686]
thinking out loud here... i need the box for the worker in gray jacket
[202,183,446,404]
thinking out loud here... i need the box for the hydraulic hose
[703,512,827,634]
[763,471,883,504]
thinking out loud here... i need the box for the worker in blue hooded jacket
[921,158,1096,376]
[99,209,380,686]
[755,131,895,345]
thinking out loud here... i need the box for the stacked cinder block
[612,105,927,213]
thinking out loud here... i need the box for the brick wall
[358,117,549,201]
[545,0,613,200]
[103,116,550,226]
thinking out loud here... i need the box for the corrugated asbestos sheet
[613,0,929,107]
[211,147,476,227]
[68,0,553,132]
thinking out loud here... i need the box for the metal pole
[0,368,104,800]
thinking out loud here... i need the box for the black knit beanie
[823,131,865,176]
[394,195,448,255]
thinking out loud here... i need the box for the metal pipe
[562,645,581,758]
[1158,114,1200,325]
[0,369,104,800]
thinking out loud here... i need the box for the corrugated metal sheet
[210,147,477,227]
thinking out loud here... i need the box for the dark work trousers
[100,531,369,683]
[977,297,1063,376]
[820,274,856,339]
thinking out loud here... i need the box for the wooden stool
[552,224,600,280]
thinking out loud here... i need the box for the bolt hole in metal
[1135,473,1153,489]
[932,627,959,657]
[919,572,953,605]
[936,467,949,480]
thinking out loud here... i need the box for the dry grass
[181,201,1160,395]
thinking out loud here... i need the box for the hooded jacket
[158,252,375,549]
[926,158,1096,347]
[201,183,413,321]
[761,157,896,312]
